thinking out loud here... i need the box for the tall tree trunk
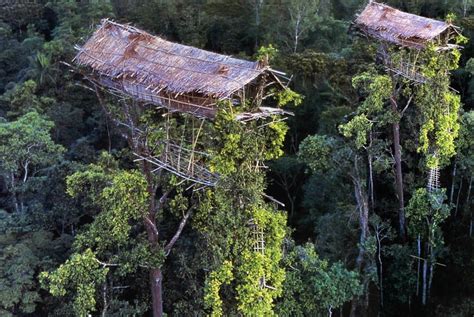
[150,268,164,317]
[466,176,472,237]
[416,235,421,297]
[354,177,369,270]
[465,175,472,209]
[427,257,435,303]
[292,8,302,53]
[350,157,370,317]
[470,217,473,238]
[455,178,463,217]
[376,229,384,308]
[10,173,19,213]
[390,97,406,239]
[421,243,428,306]
[368,131,375,210]
[449,162,457,205]
[141,159,163,317]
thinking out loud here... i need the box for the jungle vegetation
[0,1,473,316]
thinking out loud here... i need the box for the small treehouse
[353,2,461,84]
[353,2,463,192]
[73,19,290,187]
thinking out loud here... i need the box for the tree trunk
[422,243,428,306]
[293,11,301,53]
[467,176,472,237]
[254,0,264,48]
[101,282,109,317]
[354,176,369,270]
[141,159,163,317]
[368,153,374,210]
[376,229,383,308]
[10,173,19,213]
[368,130,375,210]
[350,157,370,317]
[465,175,472,209]
[416,235,421,297]
[390,97,406,239]
[470,217,473,238]
[150,268,164,317]
[427,258,435,303]
[455,178,463,217]
[449,162,457,205]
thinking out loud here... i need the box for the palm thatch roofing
[73,19,285,118]
[354,2,460,49]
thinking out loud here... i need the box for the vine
[199,93,295,315]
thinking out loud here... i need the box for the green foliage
[277,242,361,316]
[44,155,164,314]
[0,111,64,173]
[457,111,474,172]
[0,230,60,316]
[235,206,286,316]
[274,88,303,107]
[0,1,473,316]
[298,134,335,172]
[352,72,393,114]
[339,114,373,149]
[406,188,450,246]
[200,103,290,316]
[256,44,278,63]
[415,45,463,168]
[2,80,55,117]
[210,102,289,174]
[40,248,108,316]
[383,244,417,308]
[100,170,149,242]
[0,111,64,213]
[340,70,394,149]
[204,260,234,317]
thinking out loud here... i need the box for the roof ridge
[100,19,263,71]
[73,19,275,98]
[354,2,459,49]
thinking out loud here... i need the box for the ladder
[248,219,276,290]
[427,167,440,192]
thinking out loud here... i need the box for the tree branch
[400,95,414,117]
[164,207,193,255]
[157,190,171,210]
[145,216,159,238]
[95,259,119,267]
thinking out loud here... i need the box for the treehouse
[353,2,461,83]
[73,20,291,187]
[73,19,288,120]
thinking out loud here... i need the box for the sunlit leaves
[0,111,64,174]
[406,188,450,247]
[276,243,361,316]
[40,248,107,317]
[204,260,234,317]
[298,134,335,172]
[415,46,463,168]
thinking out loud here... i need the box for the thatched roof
[354,2,459,49]
[73,19,268,99]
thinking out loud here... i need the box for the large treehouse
[73,19,291,291]
[73,19,287,119]
[73,20,290,187]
